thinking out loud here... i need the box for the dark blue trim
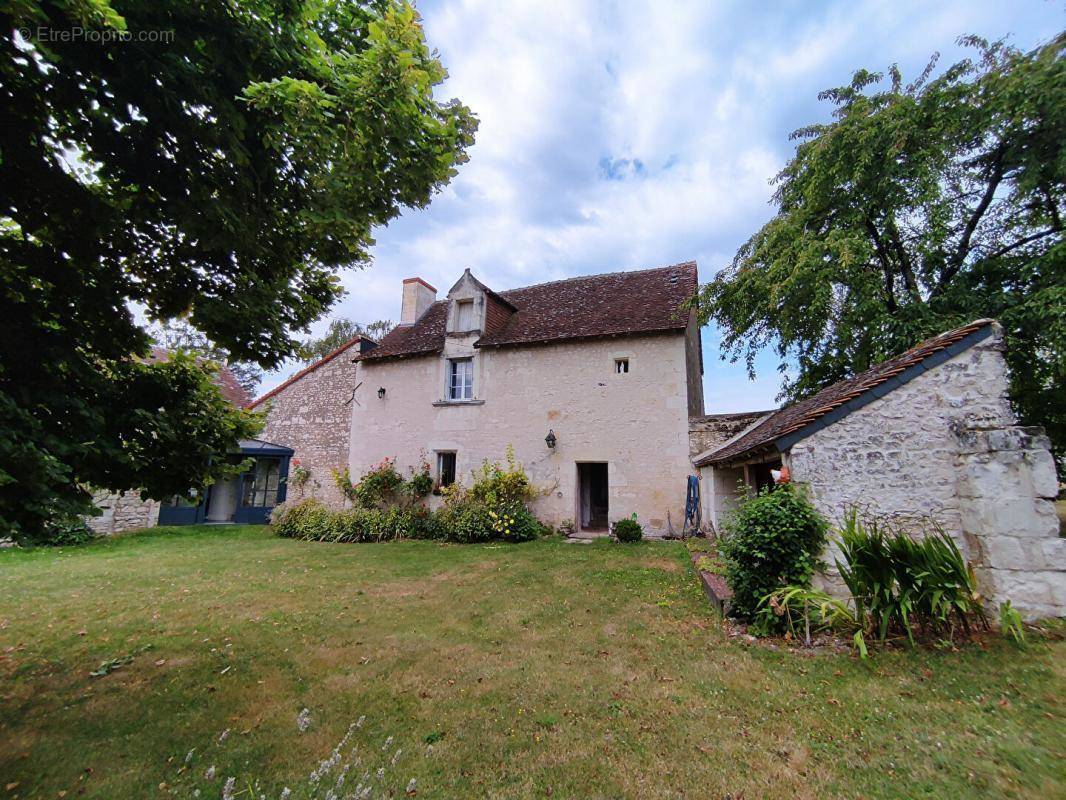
[775,325,996,453]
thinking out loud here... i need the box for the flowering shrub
[278,448,547,544]
[406,452,434,499]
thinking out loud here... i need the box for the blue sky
[259,0,1061,410]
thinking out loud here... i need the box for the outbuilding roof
[356,261,697,362]
[694,319,999,467]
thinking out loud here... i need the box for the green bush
[612,515,643,543]
[277,449,547,545]
[271,499,418,543]
[24,514,97,547]
[720,484,828,624]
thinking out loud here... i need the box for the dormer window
[448,358,474,400]
[456,299,474,330]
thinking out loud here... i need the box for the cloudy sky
[260,0,1061,410]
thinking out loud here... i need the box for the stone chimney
[400,277,436,325]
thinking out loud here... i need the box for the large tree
[697,34,1065,465]
[297,317,395,364]
[0,0,476,538]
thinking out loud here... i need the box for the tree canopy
[297,318,395,364]
[151,319,262,396]
[0,0,476,539]
[697,34,1065,466]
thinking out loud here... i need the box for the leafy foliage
[834,509,987,646]
[290,448,545,544]
[998,600,1026,645]
[30,515,96,548]
[271,499,420,543]
[150,319,262,396]
[696,35,1066,468]
[436,449,542,543]
[297,319,395,364]
[0,0,475,538]
[754,586,858,643]
[2,352,261,539]
[719,485,829,623]
[612,515,643,543]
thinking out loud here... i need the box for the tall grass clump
[835,509,988,646]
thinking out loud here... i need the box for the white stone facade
[349,330,700,537]
[700,328,1064,619]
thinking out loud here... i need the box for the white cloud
[259,0,1061,406]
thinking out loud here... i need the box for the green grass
[1,526,1063,799]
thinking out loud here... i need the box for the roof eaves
[698,322,997,467]
[772,323,996,453]
[247,336,371,409]
[692,412,775,467]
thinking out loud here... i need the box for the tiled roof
[357,262,697,362]
[148,346,252,408]
[694,319,998,467]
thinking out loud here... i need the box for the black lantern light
[545,429,557,449]
[377,387,386,399]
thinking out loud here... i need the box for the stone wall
[88,490,160,534]
[689,411,769,459]
[785,327,1063,618]
[350,332,695,537]
[255,341,367,508]
[955,426,1063,619]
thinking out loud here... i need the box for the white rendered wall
[349,333,695,537]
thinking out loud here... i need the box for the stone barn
[693,320,1064,619]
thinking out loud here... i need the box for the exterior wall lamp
[545,429,557,449]
[377,387,386,399]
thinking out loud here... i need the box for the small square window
[437,452,456,487]
[615,358,629,374]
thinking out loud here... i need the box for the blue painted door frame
[157,440,293,526]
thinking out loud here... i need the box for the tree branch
[936,145,1007,293]
[886,216,920,302]
[982,228,1062,262]
[865,217,898,312]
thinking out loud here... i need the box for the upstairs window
[437,452,456,488]
[615,358,629,374]
[456,299,474,330]
[448,358,474,400]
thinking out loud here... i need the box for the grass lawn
[1,526,1063,799]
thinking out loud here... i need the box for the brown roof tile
[357,261,697,362]
[694,319,998,467]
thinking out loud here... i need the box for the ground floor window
[437,452,457,488]
[243,457,282,507]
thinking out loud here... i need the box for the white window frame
[436,451,457,488]
[448,358,474,401]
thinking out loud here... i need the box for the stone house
[693,320,1064,619]
[249,335,378,508]
[259,262,704,537]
